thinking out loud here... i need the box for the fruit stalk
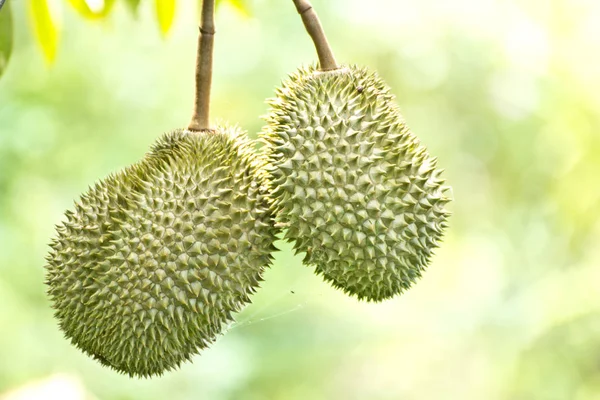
[292,0,338,71]
[188,0,216,131]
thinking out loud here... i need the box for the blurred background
[1,0,600,398]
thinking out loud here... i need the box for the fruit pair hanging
[45,0,451,377]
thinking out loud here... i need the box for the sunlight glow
[84,0,104,13]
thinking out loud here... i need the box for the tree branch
[188,0,216,132]
[292,0,338,71]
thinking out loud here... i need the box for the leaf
[123,0,141,16]
[66,0,116,20]
[155,0,176,36]
[215,0,251,16]
[29,0,59,63]
[0,0,12,78]
[226,0,250,16]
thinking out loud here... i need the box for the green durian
[261,64,451,302]
[45,126,278,377]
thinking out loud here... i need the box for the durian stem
[188,0,216,132]
[292,0,338,71]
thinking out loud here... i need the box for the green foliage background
[1,0,600,399]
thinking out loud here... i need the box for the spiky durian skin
[45,126,278,377]
[261,65,451,302]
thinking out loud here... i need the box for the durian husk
[261,65,451,302]
[45,125,278,377]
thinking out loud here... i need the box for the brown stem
[292,0,338,71]
[188,0,216,132]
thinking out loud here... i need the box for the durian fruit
[45,0,277,377]
[260,0,451,302]
[46,127,277,377]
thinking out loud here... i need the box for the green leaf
[29,0,59,63]
[66,0,117,20]
[0,1,13,78]
[155,0,176,36]
[123,0,141,16]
